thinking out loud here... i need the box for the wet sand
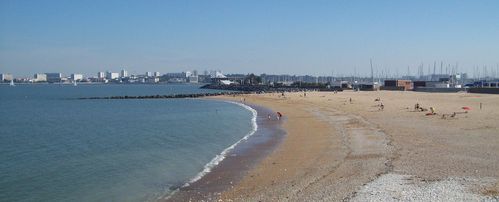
[216,91,499,201]
[164,103,286,201]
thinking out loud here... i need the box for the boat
[9,80,15,86]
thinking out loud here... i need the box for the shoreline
[164,100,286,201]
[218,91,499,201]
[216,92,393,201]
[165,91,498,201]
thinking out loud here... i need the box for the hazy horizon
[1,0,499,78]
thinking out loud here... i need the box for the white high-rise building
[154,72,161,77]
[120,69,128,78]
[34,73,47,82]
[0,73,13,82]
[210,70,226,78]
[146,72,154,77]
[71,74,83,81]
[106,71,119,79]
[97,72,106,79]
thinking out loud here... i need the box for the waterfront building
[383,80,413,91]
[97,72,106,79]
[163,72,186,78]
[188,75,199,83]
[146,77,159,83]
[161,72,186,83]
[106,72,119,80]
[146,72,154,77]
[71,74,83,81]
[0,73,13,82]
[210,70,226,78]
[198,75,211,83]
[45,73,62,83]
[120,69,128,78]
[34,73,47,82]
[154,72,161,77]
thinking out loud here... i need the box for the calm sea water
[0,84,254,202]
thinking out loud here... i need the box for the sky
[1,0,498,77]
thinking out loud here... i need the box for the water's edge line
[184,100,258,186]
[163,100,258,200]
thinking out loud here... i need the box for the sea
[0,84,256,202]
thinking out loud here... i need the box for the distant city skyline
[1,0,499,77]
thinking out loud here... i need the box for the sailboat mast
[370,59,374,84]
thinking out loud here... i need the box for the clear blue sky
[1,0,498,77]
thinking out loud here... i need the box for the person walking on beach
[276,112,282,120]
[380,102,384,111]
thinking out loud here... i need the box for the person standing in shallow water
[276,112,283,120]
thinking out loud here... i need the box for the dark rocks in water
[76,84,342,100]
[77,91,248,100]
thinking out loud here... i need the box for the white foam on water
[163,100,258,200]
[183,100,258,187]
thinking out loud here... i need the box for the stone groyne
[77,91,247,100]
[77,85,342,100]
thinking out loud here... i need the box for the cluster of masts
[414,61,460,79]
[332,60,499,81]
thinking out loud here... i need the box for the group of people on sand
[373,97,384,111]
[414,103,437,115]
[413,102,471,119]
[415,103,463,119]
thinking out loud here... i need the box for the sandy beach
[214,91,499,201]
